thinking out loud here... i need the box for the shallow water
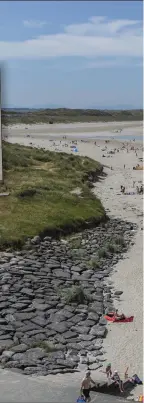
[92,134,143,141]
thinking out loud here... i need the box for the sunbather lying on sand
[107,310,126,320]
[114,309,126,321]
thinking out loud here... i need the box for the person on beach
[111,370,124,393]
[80,371,96,402]
[107,309,125,320]
[114,309,126,321]
[124,367,136,384]
[100,363,112,384]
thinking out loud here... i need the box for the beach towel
[76,396,86,402]
[104,315,134,323]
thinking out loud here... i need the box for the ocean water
[91,134,143,142]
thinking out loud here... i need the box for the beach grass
[0,141,106,247]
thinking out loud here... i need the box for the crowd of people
[79,365,136,402]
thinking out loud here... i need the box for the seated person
[114,309,126,321]
[111,370,124,393]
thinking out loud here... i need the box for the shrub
[114,236,126,247]
[98,247,108,258]
[107,242,119,253]
[89,258,100,269]
[31,341,57,353]
[62,285,87,304]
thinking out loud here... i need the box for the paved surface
[0,368,131,403]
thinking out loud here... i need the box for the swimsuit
[83,389,90,399]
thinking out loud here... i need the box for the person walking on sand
[80,370,96,402]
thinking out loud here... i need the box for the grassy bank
[2,108,143,125]
[0,142,106,248]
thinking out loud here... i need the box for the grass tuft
[31,341,57,353]
[60,285,89,304]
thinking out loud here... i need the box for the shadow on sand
[91,377,138,400]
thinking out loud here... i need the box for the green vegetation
[97,237,126,259]
[2,108,143,125]
[0,141,106,247]
[106,242,120,253]
[60,285,90,304]
[31,341,57,353]
[114,235,126,247]
[68,236,82,249]
[98,247,108,259]
[88,258,100,269]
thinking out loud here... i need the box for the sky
[0,1,143,109]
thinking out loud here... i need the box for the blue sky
[0,1,143,108]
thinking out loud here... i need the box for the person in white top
[111,370,124,393]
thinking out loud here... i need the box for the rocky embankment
[0,219,136,376]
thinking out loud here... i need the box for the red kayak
[104,315,134,323]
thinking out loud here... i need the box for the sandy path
[2,127,144,400]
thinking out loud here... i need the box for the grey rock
[0,339,14,352]
[73,326,90,335]
[21,288,34,297]
[32,301,49,311]
[31,235,41,244]
[0,302,9,310]
[53,269,70,279]
[12,347,46,363]
[87,312,99,322]
[79,334,95,341]
[11,344,28,353]
[70,315,84,324]
[99,317,107,326]
[90,325,106,338]
[2,350,14,359]
[31,316,46,327]
[114,290,123,296]
[0,334,13,340]
[56,359,75,368]
[62,331,77,339]
[12,303,29,310]
[89,302,104,315]
[57,309,74,319]
[15,312,36,321]
[49,322,68,333]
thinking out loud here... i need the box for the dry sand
[1,122,144,400]
[2,121,143,141]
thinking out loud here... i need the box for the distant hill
[1,107,143,125]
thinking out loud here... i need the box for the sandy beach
[1,122,143,400]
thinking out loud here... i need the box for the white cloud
[0,16,142,60]
[23,19,47,28]
[65,16,141,36]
